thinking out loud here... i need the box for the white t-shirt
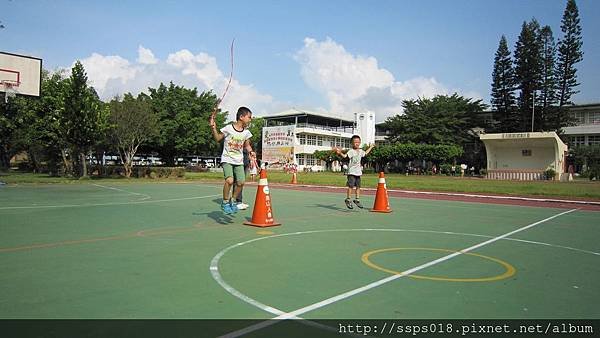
[346,148,366,176]
[220,124,252,165]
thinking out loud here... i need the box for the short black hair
[351,135,361,142]
[236,107,252,121]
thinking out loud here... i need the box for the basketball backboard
[0,51,42,97]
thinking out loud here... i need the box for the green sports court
[1,180,599,336]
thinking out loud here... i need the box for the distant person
[209,106,256,215]
[248,156,258,181]
[333,135,375,209]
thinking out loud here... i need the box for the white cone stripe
[378,178,386,183]
[258,178,268,186]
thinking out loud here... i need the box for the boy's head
[236,106,253,125]
[351,135,361,149]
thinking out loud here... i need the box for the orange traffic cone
[244,169,281,227]
[290,172,298,184]
[371,172,392,213]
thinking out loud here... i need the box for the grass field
[2,171,599,200]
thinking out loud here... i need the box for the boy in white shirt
[333,135,375,209]
[210,107,256,215]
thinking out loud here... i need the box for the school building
[261,109,378,171]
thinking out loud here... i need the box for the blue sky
[2,0,599,121]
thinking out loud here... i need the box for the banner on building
[262,125,296,169]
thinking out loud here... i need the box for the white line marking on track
[0,194,222,210]
[92,183,151,200]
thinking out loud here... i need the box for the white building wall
[487,146,556,170]
[354,111,376,146]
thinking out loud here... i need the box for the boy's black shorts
[346,175,361,188]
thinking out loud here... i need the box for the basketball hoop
[1,80,19,103]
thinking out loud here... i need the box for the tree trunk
[0,146,10,169]
[61,149,72,177]
[80,152,88,177]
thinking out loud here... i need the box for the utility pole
[531,90,536,132]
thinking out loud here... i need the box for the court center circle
[362,247,516,282]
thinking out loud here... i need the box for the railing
[486,169,545,181]
[296,123,355,133]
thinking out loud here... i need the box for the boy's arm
[244,139,256,159]
[332,146,348,158]
[209,114,224,142]
[365,143,375,155]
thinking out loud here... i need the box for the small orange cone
[371,172,392,213]
[244,169,281,227]
[290,172,298,184]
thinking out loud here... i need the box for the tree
[63,61,109,177]
[149,83,225,165]
[556,0,583,107]
[538,26,559,131]
[490,35,518,132]
[0,94,23,169]
[247,117,265,157]
[108,93,159,178]
[514,19,543,131]
[570,146,600,180]
[4,70,71,174]
[383,94,487,146]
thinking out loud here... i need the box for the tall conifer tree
[539,26,558,131]
[556,0,583,107]
[514,19,543,131]
[491,35,518,132]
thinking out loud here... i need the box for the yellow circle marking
[362,247,516,282]
[256,230,275,236]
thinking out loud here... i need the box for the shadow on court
[312,203,354,212]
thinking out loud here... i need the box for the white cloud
[295,37,455,121]
[73,47,274,121]
[137,45,158,65]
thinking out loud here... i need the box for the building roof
[259,108,353,123]
[259,108,355,127]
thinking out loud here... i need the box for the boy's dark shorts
[346,175,361,188]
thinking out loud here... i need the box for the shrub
[544,168,556,180]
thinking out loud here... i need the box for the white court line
[218,208,578,337]
[274,183,600,206]
[92,183,151,200]
[0,194,222,210]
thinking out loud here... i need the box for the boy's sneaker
[221,201,233,215]
[236,202,249,210]
[344,198,354,209]
[353,199,364,209]
[229,201,239,213]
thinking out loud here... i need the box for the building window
[335,138,343,147]
[298,134,306,145]
[572,111,585,124]
[570,136,585,147]
[522,149,532,156]
[307,135,316,145]
[588,136,600,146]
[589,112,600,125]
[296,154,305,165]
[317,135,323,146]
[344,139,351,148]
[306,154,315,166]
